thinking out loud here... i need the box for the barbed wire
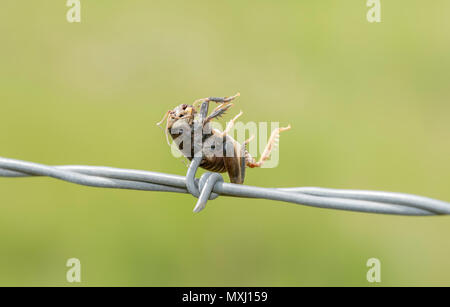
[0,156,449,216]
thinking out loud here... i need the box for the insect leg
[193,92,240,106]
[198,100,210,122]
[195,93,240,124]
[219,110,243,137]
[208,92,240,103]
[203,103,234,125]
[246,125,291,168]
[244,134,255,146]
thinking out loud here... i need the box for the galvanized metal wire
[0,156,449,216]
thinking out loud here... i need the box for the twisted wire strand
[0,156,449,216]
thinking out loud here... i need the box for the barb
[0,156,449,216]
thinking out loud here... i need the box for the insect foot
[186,156,224,213]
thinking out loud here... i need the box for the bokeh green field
[0,0,449,286]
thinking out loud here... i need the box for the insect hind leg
[246,125,291,168]
[195,93,240,123]
[194,93,240,106]
[204,103,234,125]
[208,92,240,103]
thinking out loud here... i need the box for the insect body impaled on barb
[157,93,291,184]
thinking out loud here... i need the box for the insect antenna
[156,110,170,126]
[156,111,171,146]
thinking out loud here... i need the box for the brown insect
[157,93,291,184]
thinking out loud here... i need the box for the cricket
[157,93,291,184]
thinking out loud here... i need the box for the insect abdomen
[200,157,227,173]
[199,134,227,173]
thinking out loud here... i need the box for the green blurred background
[0,0,449,286]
